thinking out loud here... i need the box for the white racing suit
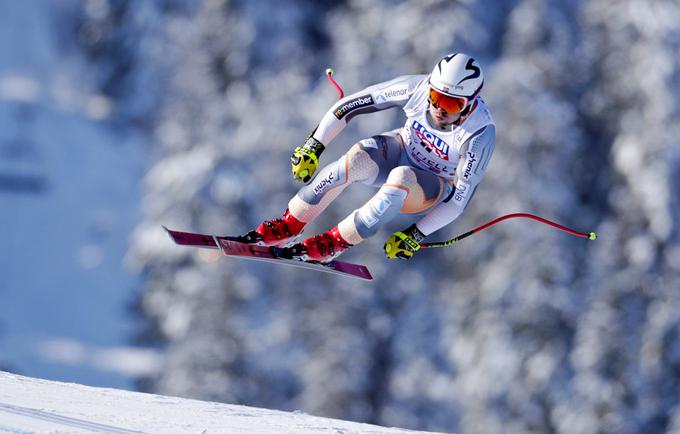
[288,74,496,245]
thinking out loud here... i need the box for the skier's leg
[240,137,394,246]
[337,165,448,245]
[288,132,402,223]
[291,165,448,262]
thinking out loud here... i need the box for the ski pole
[326,68,344,99]
[419,213,598,249]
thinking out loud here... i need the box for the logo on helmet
[437,53,458,73]
[457,59,481,86]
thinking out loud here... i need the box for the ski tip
[162,225,175,239]
[162,226,184,245]
[588,231,598,240]
[162,225,177,244]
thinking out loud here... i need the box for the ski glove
[291,136,325,183]
[384,224,426,260]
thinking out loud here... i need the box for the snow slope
[0,371,447,434]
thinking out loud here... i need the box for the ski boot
[286,226,352,263]
[238,209,305,246]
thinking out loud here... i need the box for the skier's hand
[384,224,426,260]
[291,136,325,183]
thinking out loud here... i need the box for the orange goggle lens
[428,87,467,114]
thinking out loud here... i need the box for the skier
[238,53,496,263]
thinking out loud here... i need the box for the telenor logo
[334,95,374,120]
[379,88,408,102]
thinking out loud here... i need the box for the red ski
[163,227,373,281]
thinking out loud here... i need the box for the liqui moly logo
[412,120,449,160]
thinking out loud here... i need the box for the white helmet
[429,53,484,101]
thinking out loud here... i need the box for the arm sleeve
[312,74,427,146]
[415,124,496,236]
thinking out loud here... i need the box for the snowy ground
[0,371,448,434]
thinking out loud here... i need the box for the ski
[163,227,373,281]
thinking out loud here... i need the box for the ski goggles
[428,87,468,115]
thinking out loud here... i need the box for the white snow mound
[0,371,448,434]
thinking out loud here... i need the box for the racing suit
[288,74,496,244]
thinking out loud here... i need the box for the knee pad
[342,184,408,241]
[385,166,444,214]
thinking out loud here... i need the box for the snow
[0,371,446,434]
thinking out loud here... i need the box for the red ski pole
[325,68,344,99]
[420,213,597,248]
